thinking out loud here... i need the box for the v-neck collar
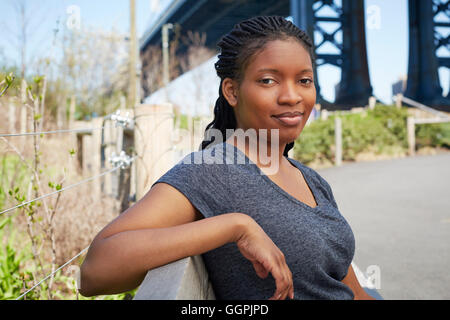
[223,142,322,211]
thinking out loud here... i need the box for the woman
[80,16,374,300]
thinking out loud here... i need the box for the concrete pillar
[134,103,175,201]
[73,119,102,200]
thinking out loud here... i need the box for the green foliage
[0,212,137,300]
[0,216,34,300]
[416,122,450,149]
[0,153,136,300]
[0,155,31,211]
[339,107,405,160]
[294,105,449,165]
[294,117,335,164]
[0,72,15,97]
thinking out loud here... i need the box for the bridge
[140,0,450,111]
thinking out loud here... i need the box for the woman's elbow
[78,262,99,297]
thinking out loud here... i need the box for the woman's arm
[341,265,376,300]
[80,211,247,296]
[79,182,293,299]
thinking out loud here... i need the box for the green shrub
[293,105,449,165]
[340,111,402,160]
[294,117,335,164]
[0,216,34,300]
[416,122,450,149]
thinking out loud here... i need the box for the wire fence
[0,110,137,300]
[0,127,105,138]
[0,166,121,217]
[15,246,90,300]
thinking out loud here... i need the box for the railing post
[396,93,403,109]
[335,116,342,166]
[407,117,416,156]
[368,96,376,110]
[73,118,103,200]
[321,109,329,121]
[134,103,175,201]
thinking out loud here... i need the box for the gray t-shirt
[151,142,355,300]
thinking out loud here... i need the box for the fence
[1,102,204,300]
[398,94,450,156]
[319,95,450,166]
[407,117,450,156]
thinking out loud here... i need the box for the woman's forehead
[246,39,312,73]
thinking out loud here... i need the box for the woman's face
[224,38,316,145]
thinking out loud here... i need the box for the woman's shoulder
[287,158,334,191]
[287,157,323,180]
[288,157,339,208]
[157,144,233,182]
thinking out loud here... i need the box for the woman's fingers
[268,256,294,300]
[234,216,294,299]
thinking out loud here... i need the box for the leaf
[0,217,10,230]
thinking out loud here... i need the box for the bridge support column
[291,0,372,109]
[290,0,324,107]
[334,0,372,108]
[404,0,450,110]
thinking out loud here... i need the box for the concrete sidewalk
[318,152,450,299]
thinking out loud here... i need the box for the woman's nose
[277,82,302,106]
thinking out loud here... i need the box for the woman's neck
[225,131,289,176]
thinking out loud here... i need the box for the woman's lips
[272,114,303,126]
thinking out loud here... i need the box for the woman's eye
[300,78,313,85]
[259,78,275,85]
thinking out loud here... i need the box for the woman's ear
[222,78,238,107]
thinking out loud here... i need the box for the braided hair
[200,15,315,157]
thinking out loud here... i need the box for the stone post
[134,103,175,201]
[407,117,416,156]
[335,116,342,166]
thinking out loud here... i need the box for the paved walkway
[317,152,450,300]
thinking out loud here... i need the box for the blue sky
[0,0,447,110]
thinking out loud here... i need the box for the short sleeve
[320,176,339,210]
[302,165,340,210]
[150,153,230,219]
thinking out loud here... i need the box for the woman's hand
[235,215,294,300]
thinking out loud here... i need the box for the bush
[416,122,450,149]
[0,216,34,300]
[294,105,449,165]
[0,153,136,300]
[294,117,335,164]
